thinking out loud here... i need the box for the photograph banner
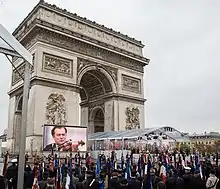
[43,124,87,152]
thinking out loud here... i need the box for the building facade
[7,0,149,154]
[189,132,220,146]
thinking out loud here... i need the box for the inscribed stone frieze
[39,8,142,56]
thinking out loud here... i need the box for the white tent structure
[88,126,190,159]
[88,126,189,142]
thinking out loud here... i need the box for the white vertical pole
[17,61,31,189]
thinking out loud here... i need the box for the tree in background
[180,143,191,156]
[213,140,220,152]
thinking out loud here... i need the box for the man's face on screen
[53,128,67,145]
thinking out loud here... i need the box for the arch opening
[93,108,104,133]
[79,69,113,101]
[17,97,23,111]
[78,68,115,134]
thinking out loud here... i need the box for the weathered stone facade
[7,0,149,153]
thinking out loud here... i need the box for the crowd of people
[0,150,219,189]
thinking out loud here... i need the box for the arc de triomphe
[6,1,149,153]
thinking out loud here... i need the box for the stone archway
[89,106,105,133]
[6,1,148,153]
[78,66,116,134]
[94,108,104,133]
[13,96,23,154]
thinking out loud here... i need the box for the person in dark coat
[182,167,194,189]
[192,170,206,189]
[216,166,220,179]
[82,170,94,189]
[151,174,163,189]
[109,170,119,189]
[117,178,128,189]
[0,175,6,189]
[157,181,166,189]
[165,169,184,189]
[115,169,124,189]
[177,165,185,177]
[5,159,18,189]
[23,166,34,189]
[127,170,141,189]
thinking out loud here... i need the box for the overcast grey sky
[0,0,219,134]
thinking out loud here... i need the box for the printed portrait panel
[43,124,87,152]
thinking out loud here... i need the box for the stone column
[113,100,119,131]
[81,107,89,127]
[104,100,114,132]
[88,120,95,135]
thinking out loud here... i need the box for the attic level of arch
[13,5,148,61]
[14,0,143,46]
[16,25,148,73]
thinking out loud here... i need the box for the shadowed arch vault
[79,69,114,101]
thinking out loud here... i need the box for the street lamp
[0,24,32,189]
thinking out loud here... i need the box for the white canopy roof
[88,126,189,141]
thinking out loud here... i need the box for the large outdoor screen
[43,124,87,152]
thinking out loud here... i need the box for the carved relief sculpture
[43,53,73,77]
[122,74,141,94]
[125,105,140,130]
[46,93,67,125]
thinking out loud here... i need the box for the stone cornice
[8,75,146,105]
[80,93,146,106]
[15,19,149,63]
[21,27,147,73]
[8,76,81,97]
[12,1,150,59]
